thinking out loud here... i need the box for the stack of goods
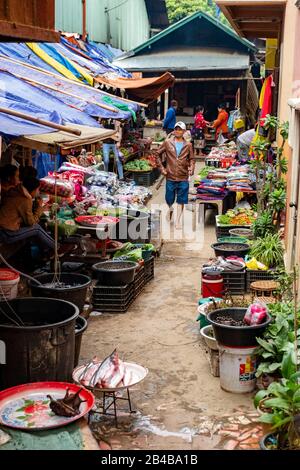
[196,179,228,200]
[204,256,246,272]
[205,143,238,168]
[226,165,254,192]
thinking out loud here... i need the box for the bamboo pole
[2,70,118,113]
[0,54,147,108]
[0,106,82,136]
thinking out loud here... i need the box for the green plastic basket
[217,236,248,244]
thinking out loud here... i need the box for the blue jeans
[166,180,189,206]
[103,143,124,179]
[0,224,55,250]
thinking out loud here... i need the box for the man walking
[156,122,195,229]
[163,100,178,135]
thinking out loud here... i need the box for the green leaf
[281,351,297,379]
[259,413,276,424]
[254,390,270,408]
[17,416,28,420]
[264,398,290,411]
[256,337,275,353]
[268,363,282,372]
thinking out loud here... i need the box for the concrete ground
[80,168,263,450]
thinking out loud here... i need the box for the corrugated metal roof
[123,10,256,58]
[114,47,250,72]
[55,0,151,51]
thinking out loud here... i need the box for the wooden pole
[0,106,82,136]
[82,0,87,41]
[5,71,118,113]
[0,54,145,108]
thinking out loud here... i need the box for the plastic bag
[217,132,226,145]
[244,302,268,326]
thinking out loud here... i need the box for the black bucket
[207,308,272,348]
[74,316,88,368]
[0,298,79,390]
[117,210,151,243]
[30,273,92,312]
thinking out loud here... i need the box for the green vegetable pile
[113,242,155,262]
[124,160,152,172]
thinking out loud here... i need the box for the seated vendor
[0,177,55,251]
[0,164,20,198]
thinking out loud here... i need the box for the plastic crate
[132,171,153,187]
[133,266,145,298]
[144,256,155,283]
[246,270,275,292]
[92,296,135,313]
[222,270,246,295]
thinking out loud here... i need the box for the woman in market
[0,176,56,251]
[101,119,124,180]
[0,164,20,198]
[210,104,229,140]
[192,105,208,157]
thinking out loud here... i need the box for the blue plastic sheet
[0,43,57,74]
[51,43,108,76]
[0,70,99,128]
[32,152,63,179]
[0,54,138,120]
[37,43,89,83]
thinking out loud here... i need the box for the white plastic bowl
[200,325,219,351]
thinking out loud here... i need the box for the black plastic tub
[211,242,250,258]
[92,261,138,286]
[0,298,79,389]
[74,316,88,368]
[117,210,151,243]
[207,308,272,348]
[30,273,92,312]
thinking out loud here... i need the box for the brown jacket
[0,185,43,231]
[155,136,195,182]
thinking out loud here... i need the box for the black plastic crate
[132,171,153,187]
[246,270,275,292]
[92,283,133,297]
[133,266,145,298]
[144,256,155,283]
[222,270,246,295]
[92,296,135,313]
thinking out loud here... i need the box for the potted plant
[255,302,300,380]
[254,352,300,450]
[250,233,284,268]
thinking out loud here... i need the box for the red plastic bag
[244,302,268,326]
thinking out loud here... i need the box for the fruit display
[218,208,256,226]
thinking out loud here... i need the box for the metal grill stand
[88,388,136,427]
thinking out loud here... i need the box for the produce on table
[124,159,152,172]
[47,219,78,237]
[218,208,256,226]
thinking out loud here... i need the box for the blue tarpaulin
[0,43,57,74]
[0,55,138,120]
[37,43,89,83]
[51,42,108,76]
[0,70,102,138]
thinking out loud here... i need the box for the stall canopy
[95,72,175,105]
[12,125,116,154]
